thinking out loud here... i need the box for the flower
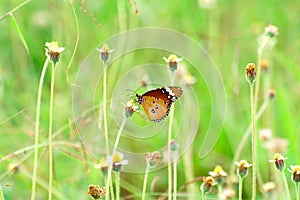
[268,89,276,100]
[264,138,289,154]
[94,158,108,175]
[146,151,161,168]
[175,64,196,86]
[289,165,300,183]
[260,59,270,72]
[209,165,228,185]
[45,41,65,64]
[87,185,105,199]
[170,140,179,152]
[264,25,279,38]
[259,129,272,142]
[219,188,235,200]
[106,152,128,171]
[124,100,139,118]
[269,153,287,171]
[263,182,276,193]
[235,160,252,178]
[97,44,114,63]
[163,54,183,71]
[245,63,256,83]
[200,176,216,194]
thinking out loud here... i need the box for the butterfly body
[136,86,183,122]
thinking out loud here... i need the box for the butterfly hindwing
[137,86,183,122]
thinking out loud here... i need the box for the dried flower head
[268,89,276,100]
[146,151,161,168]
[106,152,128,171]
[219,188,235,200]
[97,44,114,63]
[209,165,228,185]
[87,185,105,199]
[269,153,287,171]
[200,176,216,194]
[259,129,272,142]
[235,160,252,178]
[163,54,183,71]
[264,138,289,154]
[263,182,276,193]
[8,163,19,174]
[124,100,139,118]
[245,63,256,83]
[94,158,108,175]
[265,25,279,38]
[289,165,300,183]
[170,139,179,152]
[45,41,65,64]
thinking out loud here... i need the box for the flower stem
[295,182,299,200]
[250,82,256,200]
[0,185,4,200]
[173,151,177,200]
[142,163,150,200]
[217,184,222,200]
[103,60,109,156]
[115,171,120,200]
[48,62,56,199]
[168,71,175,200]
[201,192,206,200]
[31,58,49,200]
[109,173,115,200]
[105,117,126,200]
[280,171,291,200]
[229,96,270,177]
[239,176,243,200]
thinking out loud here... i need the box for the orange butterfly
[136,86,183,122]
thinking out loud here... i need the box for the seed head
[87,185,105,199]
[235,160,252,178]
[269,153,287,171]
[245,63,256,84]
[200,176,216,194]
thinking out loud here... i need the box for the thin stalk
[48,63,56,200]
[31,58,49,200]
[238,176,243,200]
[295,182,299,200]
[103,60,109,155]
[168,71,175,200]
[0,185,4,200]
[10,13,29,54]
[142,164,150,200]
[280,171,291,200]
[229,97,270,177]
[110,175,115,200]
[0,0,31,22]
[105,117,126,200]
[250,83,256,200]
[217,184,222,200]
[173,151,177,200]
[115,171,120,200]
[201,192,205,200]
[254,36,270,112]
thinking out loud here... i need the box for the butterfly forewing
[137,86,183,122]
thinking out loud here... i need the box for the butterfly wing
[138,86,183,122]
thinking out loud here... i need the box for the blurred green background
[1,0,300,199]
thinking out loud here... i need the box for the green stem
[201,192,206,200]
[112,117,126,155]
[173,151,177,200]
[239,176,243,200]
[280,171,291,200]
[115,171,120,200]
[229,96,270,177]
[168,71,175,200]
[250,83,256,200]
[103,60,109,156]
[296,182,299,200]
[217,184,222,200]
[31,58,49,200]
[110,173,115,200]
[142,164,150,200]
[0,185,4,200]
[0,0,31,22]
[48,62,56,199]
[10,13,29,54]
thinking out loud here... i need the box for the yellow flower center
[168,54,178,62]
[273,153,282,161]
[214,165,223,174]
[101,44,110,52]
[112,153,122,163]
[293,166,300,173]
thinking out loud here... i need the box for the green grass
[1,0,300,199]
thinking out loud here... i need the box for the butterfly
[136,86,183,122]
